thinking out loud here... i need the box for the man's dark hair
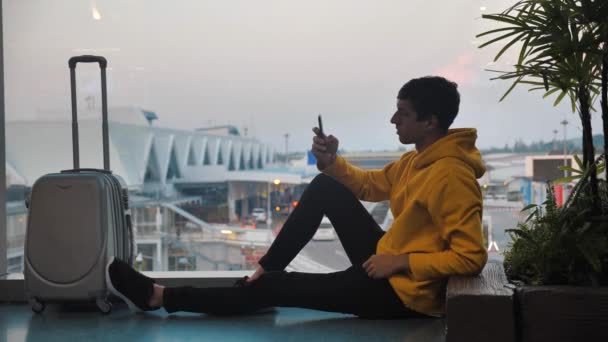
[397,76,460,132]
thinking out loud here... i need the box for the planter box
[516,285,608,342]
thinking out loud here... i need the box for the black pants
[163,174,426,319]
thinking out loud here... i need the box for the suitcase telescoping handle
[68,55,110,171]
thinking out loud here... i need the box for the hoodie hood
[412,128,486,178]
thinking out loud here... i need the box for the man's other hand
[363,254,410,279]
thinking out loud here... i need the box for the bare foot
[246,266,265,283]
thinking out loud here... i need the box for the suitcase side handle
[60,168,113,174]
[69,55,110,171]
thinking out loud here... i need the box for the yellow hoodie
[322,128,488,316]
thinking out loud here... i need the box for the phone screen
[318,114,324,136]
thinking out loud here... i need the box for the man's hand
[363,254,410,279]
[311,127,339,170]
[246,266,265,283]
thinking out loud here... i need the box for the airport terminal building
[5,107,321,273]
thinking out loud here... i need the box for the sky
[4,0,605,153]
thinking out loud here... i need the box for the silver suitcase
[24,56,134,314]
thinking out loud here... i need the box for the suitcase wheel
[96,298,112,314]
[30,297,45,314]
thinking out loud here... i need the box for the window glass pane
[6,0,590,274]
[4,1,327,273]
[6,177,27,273]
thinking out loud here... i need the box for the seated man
[106,76,487,319]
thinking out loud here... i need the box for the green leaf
[525,210,537,223]
[558,165,582,174]
[518,80,546,86]
[518,36,532,64]
[521,203,538,212]
[476,27,521,38]
[500,76,524,101]
[494,32,529,62]
[481,14,527,27]
[506,228,538,245]
[529,86,548,92]
[576,222,593,236]
[479,30,526,51]
[553,175,581,184]
[543,87,561,98]
[569,90,577,112]
[553,90,568,106]
[574,154,583,169]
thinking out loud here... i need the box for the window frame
[1,0,7,278]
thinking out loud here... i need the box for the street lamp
[561,119,568,177]
[552,129,559,152]
[266,179,281,226]
[284,133,290,167]
[91,6,102,21]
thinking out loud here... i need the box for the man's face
[390,99,432,145]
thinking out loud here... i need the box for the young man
[106,76,487,318]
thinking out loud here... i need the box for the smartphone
[317,114,324,137]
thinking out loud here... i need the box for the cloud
[433,52,478,86]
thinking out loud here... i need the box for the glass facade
[4,1,563,276]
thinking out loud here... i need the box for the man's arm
[408,172,488,281]
[311,128,400,202]
[322,155,398,202]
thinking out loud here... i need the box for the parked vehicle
[251,208,267,223]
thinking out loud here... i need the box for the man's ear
[426,115,439,130]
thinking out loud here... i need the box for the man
[106,76,487,318]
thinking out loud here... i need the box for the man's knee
[310,173,343,190]
[306,174,356,204]
[311,173,331,184]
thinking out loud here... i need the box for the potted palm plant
[478,1,608,341]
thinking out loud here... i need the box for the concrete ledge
[446,260,515,342]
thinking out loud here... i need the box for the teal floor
[0,303,446,342]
